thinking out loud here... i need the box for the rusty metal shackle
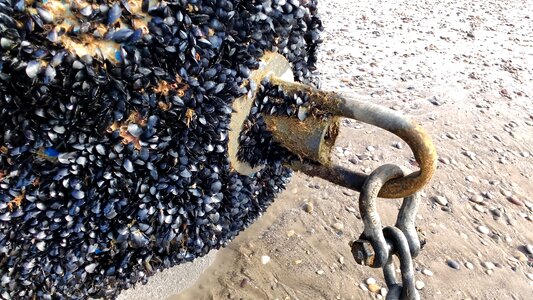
[267,76,437,199]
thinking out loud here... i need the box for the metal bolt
[350,239,375,267]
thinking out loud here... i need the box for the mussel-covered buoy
[0,0,322,298]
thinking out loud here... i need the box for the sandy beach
[123,0,533,299]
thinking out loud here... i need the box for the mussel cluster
[0,0,322,298]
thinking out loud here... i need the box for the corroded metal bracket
[229,52,437,199]
[228,52,298,175]
[269,76,437,198]
[263,115,339,166]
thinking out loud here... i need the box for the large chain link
[350,164,422,300]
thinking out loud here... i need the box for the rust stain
[377,124,437,198]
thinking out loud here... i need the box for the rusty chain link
[350,164,422,300]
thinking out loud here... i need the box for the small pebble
[464,151,476,159]
[508,256,519,263]
[366,278,377,285]
[465,262,474,270]
[368,283,381,293]
[512,250,527,262]
[483,191,495,200]
[359,283,368,291]
[415,280,425,290]
[240,278,250,288]
[286,230,295,237]
[422,269,434,276]
[345,206,357,213]
[500,189,512,197]
[316,270,324,275]
[380,288,388,297]
[349,158,359,165]
[477,225,490,235]
[439,157,450,165]
[481,261,495,270]
[469,195,484,204]
[367,146,375,152]
[447,132,457,140]
[447,259,461,269]
[524,201,533,209]
[339,256,345,264]
[303,202,314,213]
[466,175,474,182]
[428,96,443,106]
[491,208,502,218]
[474,204,485,213]
[486,269,493,275]
[434,196,448,206]
[332,222,344,232]
[526,244,533,255]
[358,154,370,160]
[507,195,523,206]
[261,255,271,265]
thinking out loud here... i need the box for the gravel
[261,256,271,265]
[434,196,448,206]
[415,280,425,290]
[477,226,490,235]
[446,259,461,270]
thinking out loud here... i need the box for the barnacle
[6,191,25,212]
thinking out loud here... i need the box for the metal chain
[350,164,422,300]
